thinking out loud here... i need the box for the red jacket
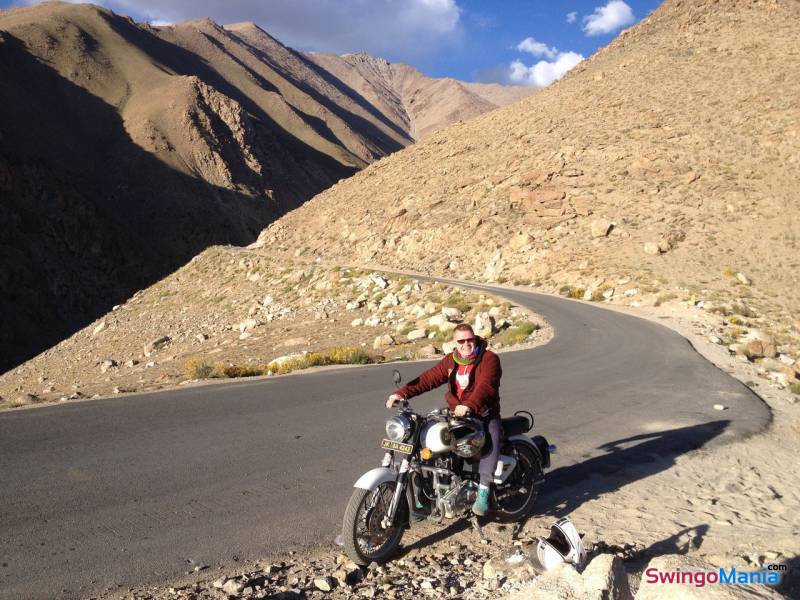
[398,342,502,417]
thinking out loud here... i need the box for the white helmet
[536,517,586,571]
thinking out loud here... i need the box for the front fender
[353,467,397,491]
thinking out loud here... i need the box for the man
[386,323,502,516]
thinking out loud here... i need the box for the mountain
[251,0,800,351]
[0,1,528,373]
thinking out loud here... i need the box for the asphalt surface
[0,286,770,599]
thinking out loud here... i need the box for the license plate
[381,439,413,454]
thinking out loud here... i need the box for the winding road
[0,285,770,599]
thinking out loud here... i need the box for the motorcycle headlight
[385,415,412,442]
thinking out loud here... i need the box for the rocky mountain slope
[307,52,534,140]
[0,1,528,374]
[256,0,800,360]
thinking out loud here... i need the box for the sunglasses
[455,337,475,345]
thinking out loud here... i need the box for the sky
[3,0,664,87]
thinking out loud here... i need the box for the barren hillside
[257,0,800,357]
[0,1,528,373]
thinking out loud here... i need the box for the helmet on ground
[536,517,586,571]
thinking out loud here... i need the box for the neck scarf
[453,341,482,365]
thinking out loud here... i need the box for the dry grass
[491,321,540,347]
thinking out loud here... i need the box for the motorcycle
[342,369,552,565]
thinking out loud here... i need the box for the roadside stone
[418,344,440,357]
[474,312,494,337]
[195,333,208,342]
[407,328,428,341]
[736,272,751,285]
[643,242,661,255]
[364,316,381,327]
[314,576,335,592]
[373,334,395,349]
[370,275,389,289]
[441,307,463,321]
[221,578,245,595]
[92,321,107,336]
[351,318,364,327]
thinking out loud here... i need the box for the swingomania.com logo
[645,564,786,588]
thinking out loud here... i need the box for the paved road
[0,286,770,599]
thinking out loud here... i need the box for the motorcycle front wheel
[494,441,543,522]
[342,481,407,565]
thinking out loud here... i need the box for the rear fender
[353,467,397,491]
[507,434,550,472]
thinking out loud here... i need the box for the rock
[221,578,245,595]
[211,577,226,589]
[379,293,400,309]
[418,344,440,357]
[346,299,365,310]
[624,288,638,297]
[144,335,171,356]
[441,307,463,321]
[745,339,777,359]
[196,333,208,342]
[713,404,728,411]
[709,336,722,344]
[371,274,389,289]
[92,321,107,336]
[590,219,612,238]
[482,558,502,580]
[407,329,428,341]
[581,554,631,599]
[364,316,382,327]
[736,272,751,285]
[373,334,396,349]
[314,576,335,592]
[473,312,494,337]
[99,359,117,374]
[602,288,615,300]
[351,318,364,327]
[643,242,661,255]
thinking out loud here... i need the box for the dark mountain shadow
[0,32,350,373]
[537,421,729,518]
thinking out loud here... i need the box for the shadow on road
[538,420,729,517]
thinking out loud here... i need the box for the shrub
[568,287,586,299]
[267,347,372,375]
[654,292,678,307]
[491,321,540,347]
[728,326,747,338]
[185,358,214,379]
[558,285,572,296]
[444,293,472,314]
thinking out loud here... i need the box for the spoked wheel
[343,482,407,565]
[494,441,543,522]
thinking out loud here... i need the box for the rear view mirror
[392,369,402,387]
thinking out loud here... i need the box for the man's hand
[453,405,470,417]
[386,393,404,409]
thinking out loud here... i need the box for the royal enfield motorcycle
[342,370,552,565]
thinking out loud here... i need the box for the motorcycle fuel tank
[421,421,453,453]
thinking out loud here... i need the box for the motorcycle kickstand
[471,515,487,542]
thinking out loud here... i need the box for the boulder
[407,329,428,341]
[441,306,464,321]
[92,321,107,336]
[373,334,395,349]
[221,578,245,595]
[417,345,440,358]
[505,554,632,600]
[370,274,389,289]
[643,242,661,255]
[736,272,751,285]
[473,312,494,337]
[350,318,364,327]
[99,359,117,374]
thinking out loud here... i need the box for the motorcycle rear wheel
[494,441,542,522]
[343,482,407,565]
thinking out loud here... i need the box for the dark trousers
[478,415,502,486]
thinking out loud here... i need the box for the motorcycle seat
[501,415,530,437]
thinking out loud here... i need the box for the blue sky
[3,1,663,86]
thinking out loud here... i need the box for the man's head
[453,323,477,358]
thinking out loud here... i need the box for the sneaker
[472,484,491,516]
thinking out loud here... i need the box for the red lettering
[645,568,659,584]
[659,571,678,583]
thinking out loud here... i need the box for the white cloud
[566,11,577,24]
[508,51,584,88]
[19,0,463,59]
[582,0,635,36]
[516,37,557,60]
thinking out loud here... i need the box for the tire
[494,441,543,523]
[342,481,407,565]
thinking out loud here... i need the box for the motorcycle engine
[439,480,478,518]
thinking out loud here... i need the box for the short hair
[453,323,474,335]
